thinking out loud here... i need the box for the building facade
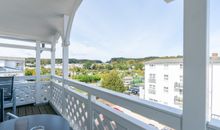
[123,76,133,87]
[143,58,220,117]
[0,57,25,76]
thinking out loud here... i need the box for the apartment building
[144,57,220,117]
[0,57,25,76]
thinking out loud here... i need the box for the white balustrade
[50,75,220,130]
[50,76,157,130]
[5,76,50,108]
[7,75,220,130]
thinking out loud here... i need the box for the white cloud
[53,42,112,62]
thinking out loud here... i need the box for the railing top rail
[207,119,220,130]
[14,75,50,80]
[64,77,182,116]
[14,75,36,80]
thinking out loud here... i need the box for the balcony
[0,75,217,130]
[148,79,156,84]
[5,75,179,130]
[0,0,219,130]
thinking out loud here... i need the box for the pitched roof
[145,57,220,64]
[145,58,183,64]
[0,56,25,61]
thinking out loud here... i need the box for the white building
[69,63,84,68]
[0,57,25,76]
[123,76,133,87]
[144,57,220,117]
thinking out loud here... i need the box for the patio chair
[0,77,16,115]
[0,88,18,122]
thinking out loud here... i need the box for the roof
[0,56,25,61]
[0,67,22,73]
[145,58,183,64]
[145,58,220,64]
[0,0,82,44]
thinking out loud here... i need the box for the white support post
[61,42,69,115]
[183,0,209,130]
[60,15,70,115]
[88,94,95,130]
[51,44,56,76]
[35,42,41,104]
[62,43,69,79]
[62,15,70,79]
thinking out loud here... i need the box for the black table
[0,114,71,130]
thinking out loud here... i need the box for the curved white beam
[63,0,82,45]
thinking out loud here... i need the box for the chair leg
[12,89,16,115]
[6,112,18,119]
[0,88,4,122]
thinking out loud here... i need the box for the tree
[41,67,50,75]
[83,62,92,69]
[25,68,36,76]
[105,64,113,70]
[74,74,101,83]
[101,70,126,93]
[55,68,62,76]
[134,63,144,70]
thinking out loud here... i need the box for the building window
[164,64,168,69]
[164,75,168,80]
[174,82,183,95]
[148,84,156,94]
[149,74,156,83]
[174,96,183,107]
[164,86,169,93]
[149,98,158,102]
[149,64,155,68]
[149,74,156,79]
[180,64,183,69]
[180,75,183,82]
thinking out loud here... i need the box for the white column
[62,43,69,79]
[61,15,70,115]
[51,44,56,76]
[62,14,70,79]
[35,42,41,104]
[61,42,69,115]
[183,0,209,130]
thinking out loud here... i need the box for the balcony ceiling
[0,0,81,44]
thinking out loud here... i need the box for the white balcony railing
[5,75,220,130]
[50,75,158,130]
[4,76,50,108]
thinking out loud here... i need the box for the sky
[0,0,219,62]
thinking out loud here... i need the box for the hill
[107,56,183,63]
[25,56,183,66]
[25,58,103,65]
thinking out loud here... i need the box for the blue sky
[69,0,183,61]
[0,0,220,62]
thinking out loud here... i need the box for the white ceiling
[0,0,82,44]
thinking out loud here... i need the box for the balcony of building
[0,0,219,130]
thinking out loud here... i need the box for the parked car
[128,87,139,95]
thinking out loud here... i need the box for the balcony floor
[5,103,57,117]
